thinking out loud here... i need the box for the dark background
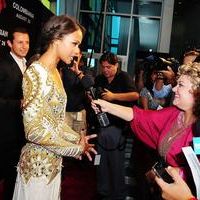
[1,0,200,70]
[0,0,53,59]
[170,0,200,60]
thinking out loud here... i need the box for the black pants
[96,126,126,200]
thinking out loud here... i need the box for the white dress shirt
[10,52,27,74]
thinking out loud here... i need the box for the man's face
[7,32,30,58]
[100,60,118,80]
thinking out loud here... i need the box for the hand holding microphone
[81,76,110,127]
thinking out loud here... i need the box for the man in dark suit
[0,27,29,199]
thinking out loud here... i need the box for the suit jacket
[0,54,25,174]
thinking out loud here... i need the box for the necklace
[158,112,191,161]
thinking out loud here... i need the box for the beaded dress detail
[18,62,83,184]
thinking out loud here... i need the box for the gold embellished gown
[12,62,83,200]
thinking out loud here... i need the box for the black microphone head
[81,75,94,89]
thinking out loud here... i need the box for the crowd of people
[0,13,199,200]
[92,60,200,200]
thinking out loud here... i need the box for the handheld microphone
[81,76,110,127]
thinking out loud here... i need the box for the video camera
[141,54,179,73]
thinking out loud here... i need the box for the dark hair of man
[99,51,118,65]
[40,15,85,54]
[8,27,29,42]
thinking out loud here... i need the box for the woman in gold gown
[12,15,96,200]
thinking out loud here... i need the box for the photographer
[94,52,139,200]
[153,66,176,108]
[153,57,177,100]
[139,59,176,110]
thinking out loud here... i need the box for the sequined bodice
[19,62,83,183]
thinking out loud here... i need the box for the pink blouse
[130,106,194,167]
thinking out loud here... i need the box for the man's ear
[7,40,12,48]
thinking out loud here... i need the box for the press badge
[193,137,200,155]
[94,154,101,165]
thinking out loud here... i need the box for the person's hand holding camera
[155,166,196,200]
[160,66,176,85]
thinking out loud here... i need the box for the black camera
[141,54,179,73]
[94,87,105,99]
[81,76,110,127]
[152,161,174,183]
[89,87,110,127]
[155,57,179,72]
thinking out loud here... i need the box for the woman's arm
[23,65,96,159]
[140,96,149,110]
[92,99,133,121]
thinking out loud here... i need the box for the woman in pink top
[92,62,200,186]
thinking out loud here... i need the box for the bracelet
[76,72,82,77]
[188,197,198,200]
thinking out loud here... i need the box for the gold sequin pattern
[19,63,83,183]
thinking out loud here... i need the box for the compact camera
[152,161,174,183]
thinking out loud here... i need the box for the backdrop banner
[0,0,53,58]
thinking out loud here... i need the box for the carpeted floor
[61,157,97,200]
[0,157,97,200]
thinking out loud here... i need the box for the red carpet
[0,158,97,200]
[61,158,97,200]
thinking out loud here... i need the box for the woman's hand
[70,54,83,77]
[91,99,133,121]
[160,66,176,85]
[155,166,195,200]
[91,99,111,113]
[79,133,97,161]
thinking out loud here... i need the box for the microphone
[81,76,110,127]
